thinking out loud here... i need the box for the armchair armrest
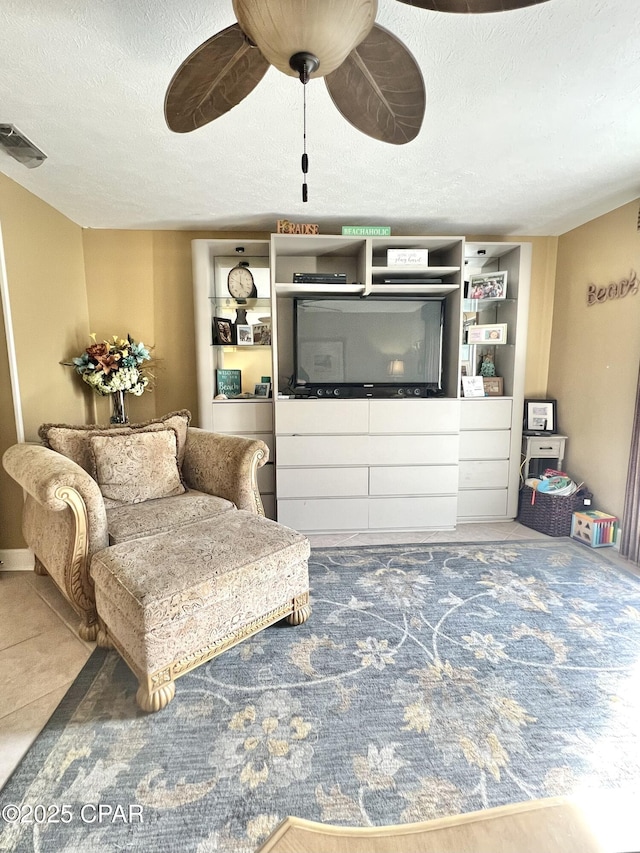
[2,443,109,639]
[182,428,269,514]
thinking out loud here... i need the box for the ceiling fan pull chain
[302,62,309,203]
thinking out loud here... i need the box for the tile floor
[0,521,634,792]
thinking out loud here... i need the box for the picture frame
[461,376,485,398]
[252,322,272,346]
[524,398,557,434]
[236,324,253,346]
[212,316,233,346]
[460,360,472,378]
[467,323,507,345]
[468,271,508,300]
[254,381,271,398]
[482,376,504,396]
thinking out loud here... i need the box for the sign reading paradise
[341,225,391,236]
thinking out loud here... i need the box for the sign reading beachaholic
[587,270,638,305]
[341,225,391,236]
[276,219,319,234]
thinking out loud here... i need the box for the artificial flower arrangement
[67,334,153,396]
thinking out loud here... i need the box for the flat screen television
[294,297,444,392]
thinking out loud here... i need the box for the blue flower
[130,342,151,364]
[72,353,92,374]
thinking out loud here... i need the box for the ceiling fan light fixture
[232,0,378,78]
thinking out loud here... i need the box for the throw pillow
[89,429,186,504]
[39,409,191,478]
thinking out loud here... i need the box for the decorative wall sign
[276,219,319,234]
[587,270,638,306]
[341,225,391,236]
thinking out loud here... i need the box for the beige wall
[548,199,640,519]
[0,173,90,549]
[82,229,269,426]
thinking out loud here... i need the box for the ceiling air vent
[0,124,46,168]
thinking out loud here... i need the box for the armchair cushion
[90,429,185,504]
[105,489,235,544]
[38,409,191,478]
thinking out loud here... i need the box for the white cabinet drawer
[457,489,508,518]
[212,401,273,433]
[277,498,369,531]
[369,496,457,529]
[369,400,460,433]
[458,460,509,489]
[276,399,369,434]
[277,467,368,498]
[526,437,564,457]
[369,434,459,465]
[460,399,512,430]
[459,430,511,460]
[276,435,368,466]
[370,465,459,496]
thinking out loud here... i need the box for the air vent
[0,124,46,168]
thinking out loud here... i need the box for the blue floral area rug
[2,540,640,852]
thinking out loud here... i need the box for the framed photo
[300,340,345,383]
[482,376,504,396]
[236,324,253,345]
[468,271,508,300]
[254,382,271,398]
[467,323,507,345]
[460,360,472,377]
[524,398,557,434]
[212,316,233,346]
[252,322,271,345]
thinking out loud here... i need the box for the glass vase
[110,390,129,424]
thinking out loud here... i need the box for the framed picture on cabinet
[467,323,507,345]
[252,322,271,345]
[212,316,233,345]
[236,325,254,345]
[482,376,504,396]
[254,382,271,397]
[468,271,508,299]
[524,398,557,435]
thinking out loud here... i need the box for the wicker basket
[518,485,593,537]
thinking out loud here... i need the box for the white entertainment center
[192,234,531,532]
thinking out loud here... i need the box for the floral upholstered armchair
[2,410,268,640]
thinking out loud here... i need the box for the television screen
[294,297,444,387]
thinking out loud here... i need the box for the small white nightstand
[522,434,568,480]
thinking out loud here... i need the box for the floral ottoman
[90,511,311,711]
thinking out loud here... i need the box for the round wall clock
[227,261,257,301]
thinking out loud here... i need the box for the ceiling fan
[165,0,549,147]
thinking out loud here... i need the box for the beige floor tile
[0,627,91,720]
[307,533,359,547]
[0,683,71,790]
[0,574,72,651]
[25,572,90,645]
[345,531,431,546]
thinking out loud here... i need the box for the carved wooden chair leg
[285,592,311,626]
[136,677,176,713]
[96,620,114,649]
[33,556,48,576]
[79,620,99,642]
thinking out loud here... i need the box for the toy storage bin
[571,510,618,548]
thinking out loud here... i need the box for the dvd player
[293,272,347,284]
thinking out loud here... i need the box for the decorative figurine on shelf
[480,352,496,377]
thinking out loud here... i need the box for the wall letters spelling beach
[587,270,638,305]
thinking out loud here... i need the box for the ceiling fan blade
[396,0,550,12]
[325,24,425,145]
[165,23,269,133]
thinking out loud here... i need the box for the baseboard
[0,548,35,571]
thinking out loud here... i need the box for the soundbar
[292,384,442,399]
[293,272,347,284]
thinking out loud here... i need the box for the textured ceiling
[0,0,639,236]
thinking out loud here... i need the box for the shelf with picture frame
[458,241,532,524]
[193,238,276,518]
